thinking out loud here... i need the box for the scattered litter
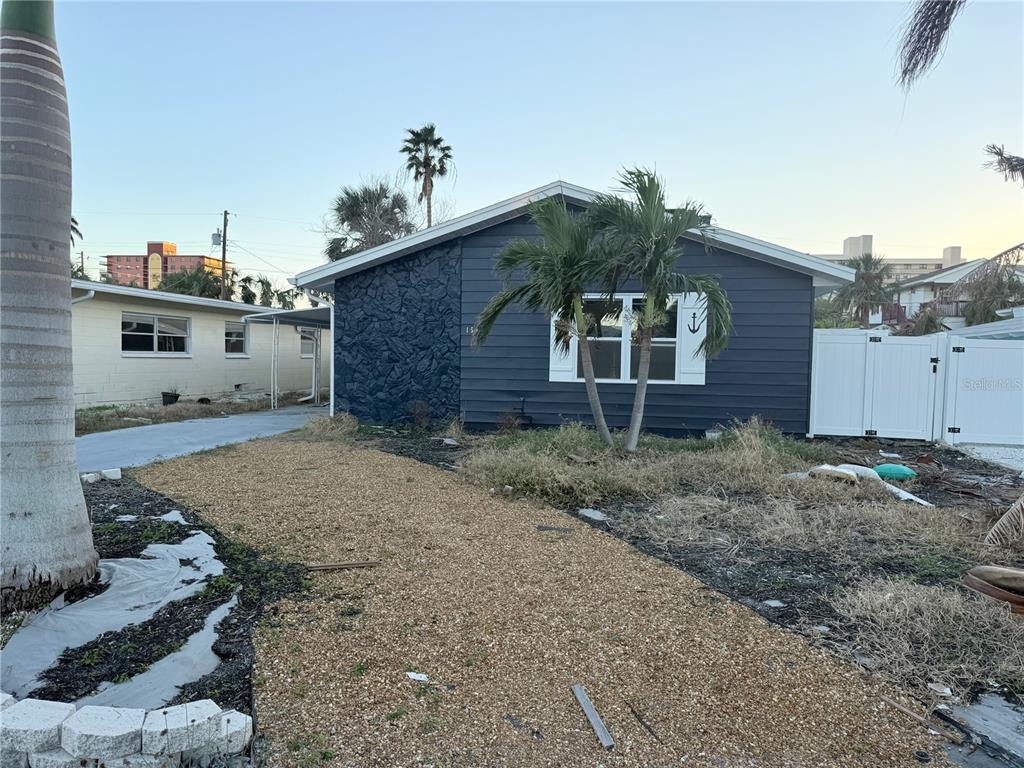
[567,454,595,465]
[761,599,786,608]
[811,625,831,634]
[571,684,614,749]
[873,463,918,481]
[962,566,1024,613]
[705,430,722,441]
[160,510,189,524]
[306,561,381,572]
[577,508,609,523]
[406,672,429,683]
[808,464,859,483]
[791,464,934,506]
[913,749,932,763]
[115,515,138,522]
[537,525,573,534]
[625,700,662,743]
[502,485,514,495]
[879,450,902,459]
[880,481,933,507]
[927,683,953,698]
[881,698,963,744]
[100,468,122,481]
[442,438,459,448]
[80,473,102,484]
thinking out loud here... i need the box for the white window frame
[549,292,708,386]
[299,334,315,358]
[121,312,191,358]
[224,320,249,358]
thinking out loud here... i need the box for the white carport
[244,306,331,409]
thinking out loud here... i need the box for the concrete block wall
[0,696,252,767]
[72,293,329,407]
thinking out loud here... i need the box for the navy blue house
[294,182,854,435]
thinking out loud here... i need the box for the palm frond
[985,144,1024,186]
[985,493,1024,547]
[898,0,967,88]
[475,283,539,346]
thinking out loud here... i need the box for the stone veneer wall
[332,242,461,424]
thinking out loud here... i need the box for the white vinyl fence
[809,328,1024,445]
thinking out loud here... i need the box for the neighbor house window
[300,336,315,357]
[225,321,248,356]
[549,293,708,386]
[121,312,190,355]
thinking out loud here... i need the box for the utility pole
[220,209,229,300]
[77,250,85,276]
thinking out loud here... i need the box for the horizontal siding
[459,215,814,434]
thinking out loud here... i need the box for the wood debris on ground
[139,440,949,767]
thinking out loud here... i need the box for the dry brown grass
[833,579,1024,697]
[75,395,304,436]
[623,493,1010,567]
[297,412,359,440]
[464,419,856,507]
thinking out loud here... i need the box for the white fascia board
[293,180,599,290]
[685,228,856,286]
[71,279,273,314]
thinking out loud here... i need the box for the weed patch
[832,578,1024,697]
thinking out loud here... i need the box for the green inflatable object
[873,463,918,481]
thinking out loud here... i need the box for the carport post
[271,317,279,409]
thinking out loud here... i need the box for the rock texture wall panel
[332,243,462,424]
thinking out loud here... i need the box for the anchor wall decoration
[687,311,703,334]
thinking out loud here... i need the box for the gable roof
[292,180,855,290]
[897,258,1024,290]
[71,279,286,314]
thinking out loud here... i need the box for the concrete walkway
[76,406,320,472]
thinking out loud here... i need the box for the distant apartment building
[103,242,233,289]
[813,235,961,283]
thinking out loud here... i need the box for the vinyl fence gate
[808,329,1024,445]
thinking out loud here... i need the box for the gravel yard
[137,438,947,767]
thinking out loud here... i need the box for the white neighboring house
[894,259,1024,326]
[71,280,329,407]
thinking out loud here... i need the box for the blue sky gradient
[58,1,1022,283]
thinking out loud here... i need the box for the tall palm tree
[589,169,733,453]
[324,180,416,261]
[837,254,896,327]
[475,198,616,447]
[238,274,257,304]
[1,0,98,610]
[400,123,453,228]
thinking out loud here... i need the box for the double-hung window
[550,293,709,385]
[225,321,248,356]
[121,312,190,355]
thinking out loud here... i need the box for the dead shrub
[832,578,1024,697]
[301,412,359,440]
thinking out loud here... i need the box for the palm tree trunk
[424,174,434,227]
[573,299,614,448]
[1,0,98,611]
[624,331,652,452]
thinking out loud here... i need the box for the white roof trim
[686,228,855,288]
[71,279,283,314]
[292,180,855,290]
[293,180,599,289]
[244,306,330,328]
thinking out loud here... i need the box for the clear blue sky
[59,1,1022,283]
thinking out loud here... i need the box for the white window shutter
[676,293,706,385]
[549,313,576,382]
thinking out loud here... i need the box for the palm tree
[475,198,615,447]
[275,288,298,310]
[962,268,1024,326]
[70,215,82,246]
[589,169,733,453]
[400,123,453,228]
[238,274,257,304]
[1,0,98,610]
[324,180,416,261]
[256,274,275,307]
[985,144,1024,187]
[158,265,223,299]
[836,254,896,327]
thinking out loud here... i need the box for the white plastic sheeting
[0,514,223,699]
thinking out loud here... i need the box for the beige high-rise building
[814,235,961,283]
